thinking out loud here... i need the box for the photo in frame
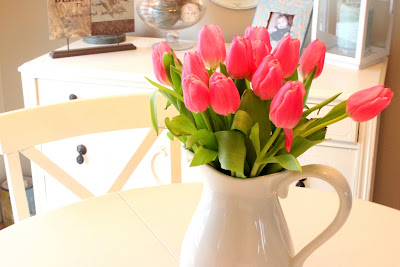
[252,0,313,49]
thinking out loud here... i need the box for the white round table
[0,183,399,266]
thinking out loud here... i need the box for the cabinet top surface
[19,36,387,98]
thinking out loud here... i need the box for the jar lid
[0,176,33,191]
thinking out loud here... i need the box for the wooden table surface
[1,183,400,267]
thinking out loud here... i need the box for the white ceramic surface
[180,164,352,267]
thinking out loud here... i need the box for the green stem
[250,128,281,177]
[201,111,213,132]
[301,114,348,138]
[302,93,342,118]
[227,113,233,129]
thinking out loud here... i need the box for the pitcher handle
[275,164,352,267]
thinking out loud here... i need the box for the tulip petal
[284,128,293,152]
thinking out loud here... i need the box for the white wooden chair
[0,93,181,223]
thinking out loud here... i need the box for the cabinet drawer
[37,79,150,105]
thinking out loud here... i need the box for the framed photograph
[252,0,313,49]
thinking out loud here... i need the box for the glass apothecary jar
[311,0,393,69]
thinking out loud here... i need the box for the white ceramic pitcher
[180,164,352,267]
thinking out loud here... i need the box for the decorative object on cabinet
[136,0,207,50]
[252,0,313,49]
[311,0,394,69]
[0,94,180,223]
[47,0,136,58]
[209,0,258,9]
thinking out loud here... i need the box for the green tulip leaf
[302,93,342,118]
[231,110,254,136]
[165,114,197,136]
[209,108,225,131]
[162,52,175,85]
[290,136,329,158]
[190,146,218,167]
[239,89,271,147]
[170,66,182,95]
[150,91,159,135]
[219,61,229,77]
[166,131,174,141]
[293,118,318,136]
[287,69,299,81]
[258,154,302,172]
[177,136,188,147]
[308,100,347,129]
[249,123,260,156]
[145,77,184,104]
[306,127,327,141]
[214,131,246,175]
[303,67,317,105]
[170,65,182,74]
[192,112,207,130]
[186,129,218,151]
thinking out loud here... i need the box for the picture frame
[252,0,313,49]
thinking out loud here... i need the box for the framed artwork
[252,0,313,49]
[48,0,135,40]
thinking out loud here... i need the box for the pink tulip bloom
[182,74,210,113]
[252,55,284,100]
[244,26,272,53]
[251,40,271,78]
[299,39,326,80]
[270,81,305,152]
[226,35,254,80]
[209,72,241,116]
[198,24,226,69]
[346,85,393,122]
[271,35,300,78]
[152,41,177,86]
[182,51,209,86]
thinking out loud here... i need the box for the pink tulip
[252,55,284,100]
[271,35,300,78]
[299,39,326,80]
[182,74,210,113]
[209,72,241,116]
[244,26,272,53]
[226,35,254,80]
[198,24,226,69]
[346,85,393,122]
[181,51,209,86]
[152,42,177,86]
[270,81,305,152]
[251,40,271,77]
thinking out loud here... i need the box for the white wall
[0,65,4,113]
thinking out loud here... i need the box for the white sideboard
[18,36,388,213]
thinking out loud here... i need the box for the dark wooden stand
[49,43,136,59]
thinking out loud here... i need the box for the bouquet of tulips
[147,25,393,178]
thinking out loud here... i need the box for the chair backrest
[0,93,180,223]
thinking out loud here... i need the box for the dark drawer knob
[69,94,78,100]
[76,144,87,164]
[76,154,84,164]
